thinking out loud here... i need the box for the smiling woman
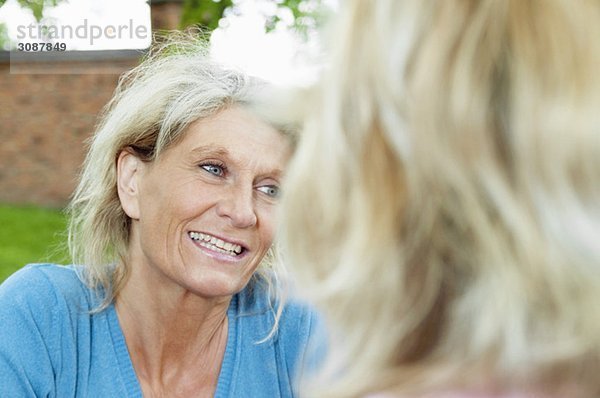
[0,36,321,397]
[117,106,290,301]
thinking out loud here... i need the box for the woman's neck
[114,263,231,397]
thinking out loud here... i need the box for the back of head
[282,0,600,396]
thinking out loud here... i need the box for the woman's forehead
[165,107,291,171]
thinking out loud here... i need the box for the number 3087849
[17,42,67,52]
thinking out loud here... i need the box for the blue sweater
[0,264,321,397]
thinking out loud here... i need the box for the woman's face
[118,106,291,299]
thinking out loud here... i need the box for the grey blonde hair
[282,0,600,396]
[68,35,290,314]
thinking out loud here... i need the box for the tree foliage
[180,0,328,37]
[13,0,64,22]
[180,0,234,31]
[266,0,328,35]
[0,22,9,50]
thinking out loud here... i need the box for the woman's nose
[216,184,258,229]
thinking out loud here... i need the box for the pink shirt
[367,392,550,398]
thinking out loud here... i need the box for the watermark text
[16,19,148,46]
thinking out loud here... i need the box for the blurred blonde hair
[281,0,600,396]
[68,34,291,314]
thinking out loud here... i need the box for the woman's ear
[117,149,142,220]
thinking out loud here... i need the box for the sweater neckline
[105,294,239,398]
[106,302,144,397]
[214,293,238,398]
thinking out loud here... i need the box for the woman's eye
[257,185,280,198]
[200,164,225,176]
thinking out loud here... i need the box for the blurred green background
[0,204,69,283]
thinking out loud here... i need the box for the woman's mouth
[188,231,246,257]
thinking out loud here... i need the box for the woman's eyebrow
[189,145,284,178]
[189,146,230,158]
[260,168,284,179]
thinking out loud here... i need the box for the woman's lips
[188,231,248,260]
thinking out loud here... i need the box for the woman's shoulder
[1,262,81,291]
[0,264,115,396]
[0,263,95,310]
[237,279,322,333]
[232,283,326,392]
[279,295,323,339]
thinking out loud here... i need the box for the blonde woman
[282,0,600,397]
[0,39,320,397]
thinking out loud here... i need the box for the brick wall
[0,52,141,207]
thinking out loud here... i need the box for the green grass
[0,204,69,283]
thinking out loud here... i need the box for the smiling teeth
[189,232,243,255]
